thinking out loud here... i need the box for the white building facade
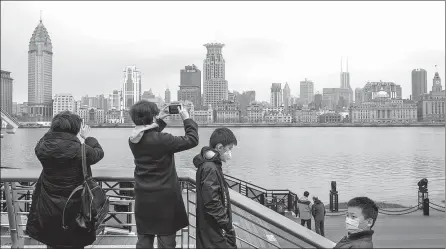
[53,93,75,116]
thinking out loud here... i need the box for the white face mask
[224,150,232,161]
[345,217,361,232]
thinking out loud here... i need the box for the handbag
[62,143,110,234]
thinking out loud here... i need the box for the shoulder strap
[81,143,89,180]
[62,185,84,230]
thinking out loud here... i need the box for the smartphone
[168,104,181,114]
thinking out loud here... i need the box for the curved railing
[1,168,336,249]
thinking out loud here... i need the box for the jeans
[315,220,325,236]
[300,219,311,230]
[136,234,176,249]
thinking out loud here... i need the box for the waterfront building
[191,104,213,124]
[105,109,122,124]
[361,81,402,101]
[235,90,256,118]
[110,90,121,110]
[417,69,445,122]
[179,65,201,109]
[165,88,171,104]
[264,111,292,123]
[76,107,105,124]
[141,89,156,102]
[318,113,343,123]
[293,108,319,123]
[28,18,53,121]
[214,100,241,123]
[300,79,314,105]
[270,83,283,108]
[412,68,428,101]
[350,88,417,123]
[1,70,13,114]
[52,93,75,116]
[247,101,265,123]
[122,66,141,110]
[203,43,228,107]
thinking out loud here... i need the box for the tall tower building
[411,68,427,101]
[28,18,53,121]
[122,66,141,110]
[340,57,353,105]
[283,82,291,109]
[1,70,13,115]
[431,66,442,93]
[165,87,171,104]
[179,65,201,109]
[270,83,283,107]
[203,43,228,107]
[300,78,314,105]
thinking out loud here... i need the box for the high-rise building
[179,65,202,109]
[362,81,402,102]
[355,87,363,104]
[340,57,353,104]
[417,67,445,122]
[283,83,291,110]
[314,92,322,110]
[165,88,171,104]
[1,70,13,114]
[110,90,120,110]
[28,18,53,121]
[300,79,314,105]
[270,83,282,107]
[411,69,427,101]
[53,93,75,116]
[323,88,351,110]
[122,66,141,110]
[141,89,156,102]
[203,43,228,107]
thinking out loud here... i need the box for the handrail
[1,168,336,248]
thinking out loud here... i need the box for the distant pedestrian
[311,196,326,236]
[334,197,378,248]
[297,191,313,230]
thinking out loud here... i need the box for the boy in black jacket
[334,197,378,248]
[193,128,238,249]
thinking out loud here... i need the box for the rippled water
[1,127,444,206]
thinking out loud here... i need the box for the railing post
[10,182,25,248]
[329,181,339,212]
[287,193,293,211]
[4,182,19,249]
[259,193,265,205]
[423,198,429,216]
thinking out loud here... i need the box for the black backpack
[62,143,109,234]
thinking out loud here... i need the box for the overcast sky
[1,1,445,103]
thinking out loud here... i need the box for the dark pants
[136,234,176,249]
[315,219,325,236]
[300,219,311,230]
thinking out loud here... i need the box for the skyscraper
[340,57,353,105]
[300,79,314,105]
[203,43,228,107]
[179,65,201,109]
[411,68,427,101]
[283,82,291,110]
[270,83,283,107]
[1,70,13,115]
[28,18,53,121]
[122,66,141,110]
[165,87,171,104]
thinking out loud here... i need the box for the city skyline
[1,1,445,103]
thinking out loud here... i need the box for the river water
[1,127,445,206]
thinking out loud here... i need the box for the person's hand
[178,104,190,120]
[157,105,170,120]
[79,123,91,139]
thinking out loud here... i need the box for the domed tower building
[417,66,445,122]
[28,17,53,121]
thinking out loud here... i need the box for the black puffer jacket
[26,132,104,247]
[194,147,236,249]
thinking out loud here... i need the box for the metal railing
[1,168,335,248]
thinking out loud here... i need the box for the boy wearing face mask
[193,128,238,248]
[334,197,378,249]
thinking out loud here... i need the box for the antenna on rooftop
[40,10,42,22]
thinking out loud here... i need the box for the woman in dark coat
[26,111,104,249]
[128,101,199,249]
